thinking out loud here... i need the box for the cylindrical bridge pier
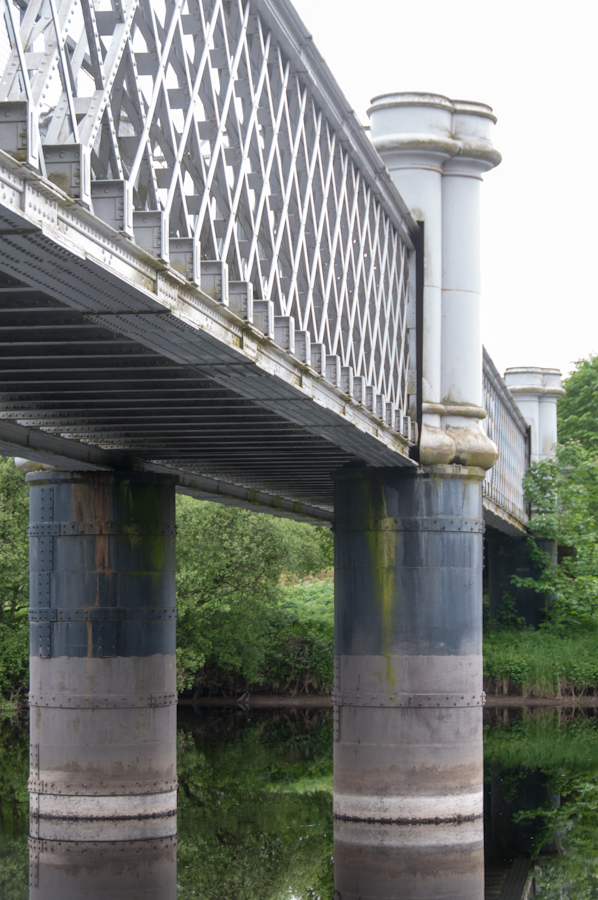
[333,464,484,825]
[26,471,178,844]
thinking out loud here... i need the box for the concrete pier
[27,471,178,842]
[333,464,485,823]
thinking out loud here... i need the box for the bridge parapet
[482,348,530,534]
[0,0,417,436]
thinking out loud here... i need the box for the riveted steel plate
[34,622,51,658]
[335,516,484,533]
[31,574,51,609]
[95,622,117,658]
[29,691,177,709]
[28,607,178,622]
[332,691,486,708]
[32,535,53,573]
[28,835,178,853]
[28,522,177,536]
[333,706,340,742]
[27,777,178,796]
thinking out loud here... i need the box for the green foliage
[0,458,29,706]
[484,625,598,697]
[0,457,28,626]
[558,355,598,454]
[514,442,598,626]
[518,773,598,898]
[0,624,28,707]
[260,580,334,694]
[175,496,333,692]
[0,718,29,899]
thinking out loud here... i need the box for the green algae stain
[114,479,171,572]
[360,473,397,688]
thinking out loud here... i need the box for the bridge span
[0,0,561,896]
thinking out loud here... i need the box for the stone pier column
[333,464,485,825]
[503,367,564,463]
[26,471,178,844]
[367,93,456,464]
[368,92,500,470]
[441,102,501,466]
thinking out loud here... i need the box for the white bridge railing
[483,348,530,528]
[0,0,416,432]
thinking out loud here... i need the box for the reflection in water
[3,707,598,897]
[334,818,484,900]
[29,832,177,899]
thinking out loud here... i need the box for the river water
[1,705,597,898]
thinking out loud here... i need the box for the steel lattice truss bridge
[0,0,527,532]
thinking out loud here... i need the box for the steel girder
[0,0,421,520]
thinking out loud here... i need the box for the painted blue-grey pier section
[333,464,485,826]
[27,471,178,842]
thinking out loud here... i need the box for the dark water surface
[1,705,598,898]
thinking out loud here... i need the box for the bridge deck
[0,154,414,518]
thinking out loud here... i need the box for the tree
[0,458,29,706]
[175,496,333,692]
[0,457,28,626]
[513,442,598,626]
[558,355,598,453]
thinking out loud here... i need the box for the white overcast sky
[292,0,598,380]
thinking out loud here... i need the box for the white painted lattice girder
[0,0,415,424]
[482,348,529,533]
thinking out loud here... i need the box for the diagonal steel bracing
[0,0,421,520]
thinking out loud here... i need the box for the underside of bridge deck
[0,261,414,516]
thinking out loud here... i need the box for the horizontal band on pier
[28,777,178,796]
[333,789,484,823]
[29,790,178,819]
[334,516,484,533]
[332,691,485,708]
[29,811,178,842]
[28,607,177,622]
[30,622,176,657]
[333,818,484,848]
[29,692,177,709]
[28,835,178,853]
[28,523,177,536]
